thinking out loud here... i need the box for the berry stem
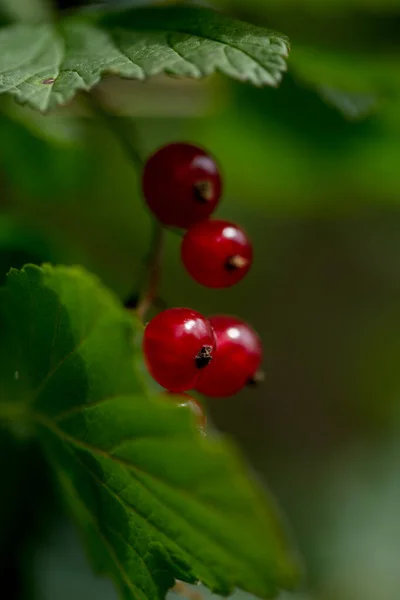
[85,90,165,320]
[136,220,164,321]
[85,90,144,170]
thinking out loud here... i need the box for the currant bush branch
[136,219,164,321]
[85,90,164,320]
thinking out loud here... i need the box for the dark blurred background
[1,0,400,599]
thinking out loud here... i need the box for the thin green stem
[85,90,164,320]
[136,220,164,321]
[86,90,144,170]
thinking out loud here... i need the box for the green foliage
[219,0,399,118]
[224,0,399,13]
[0,216,56,284]
[290,45,400,97]
[315,87,378,121]
[0,0,52,23]
[1,3,396,600]
[0,5,288,112]
[0,264,300,600]
[0,102,93,198]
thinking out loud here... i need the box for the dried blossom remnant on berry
[193,180,214,203]
[225,255,250,271]
[195,345,213,369]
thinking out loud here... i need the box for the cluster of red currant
[140,143,262,427]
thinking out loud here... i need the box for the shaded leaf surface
[0,0,53,23]
[317,85,378,120]
[0,265,299,600]
[0,5,289,111]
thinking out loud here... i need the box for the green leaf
[0,0,53,23]
[223,0,399,13]
[0,264,300,600]
[0,102,94,199]
[316,86,378,120]
[286,44,400,119]
[0,5,289,112]
[290,44,400,97]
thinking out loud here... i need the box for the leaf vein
[68,442,219,581]
[60,454,150,600]
[33,313,103,403]
[34,411,268,580]
[107,32,146,79]
[165,33,203,76]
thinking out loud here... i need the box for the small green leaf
[0,5,289,112]
[0,265,300,600]
[289,44,400,117]
[317,86,378,120]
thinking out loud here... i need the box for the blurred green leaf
[0,5,288,112]
[222,0,400,13]
[0,109,93,200]
[184,76,393,215]
[216,1,400,117]
[0,430,26,545]
[0,429,57,600]
[285,42,399,118]
[0,0,53,23]
[2,99,83,144]
[290,45,400,96]
[316,86,378,120]
[0,264,300,600]
[0,215,56,284]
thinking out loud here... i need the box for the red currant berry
[196,316,262,397]
[181,220,253,288]
[143,308,215,392]
[142,143,222,229]
[164,392,207,432]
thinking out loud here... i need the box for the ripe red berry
[181,220,253,288]
[142,143,222,228]
[164,392,207,432]
[196,316,262,397]
[143,308,215,392]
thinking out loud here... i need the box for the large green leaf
[0,101,93,199]
[0,5,289,112]
[224,0,399,13]
[0,264,300,600]
[0,0,53,23]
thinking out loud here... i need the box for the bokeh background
[1,0,400,599]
